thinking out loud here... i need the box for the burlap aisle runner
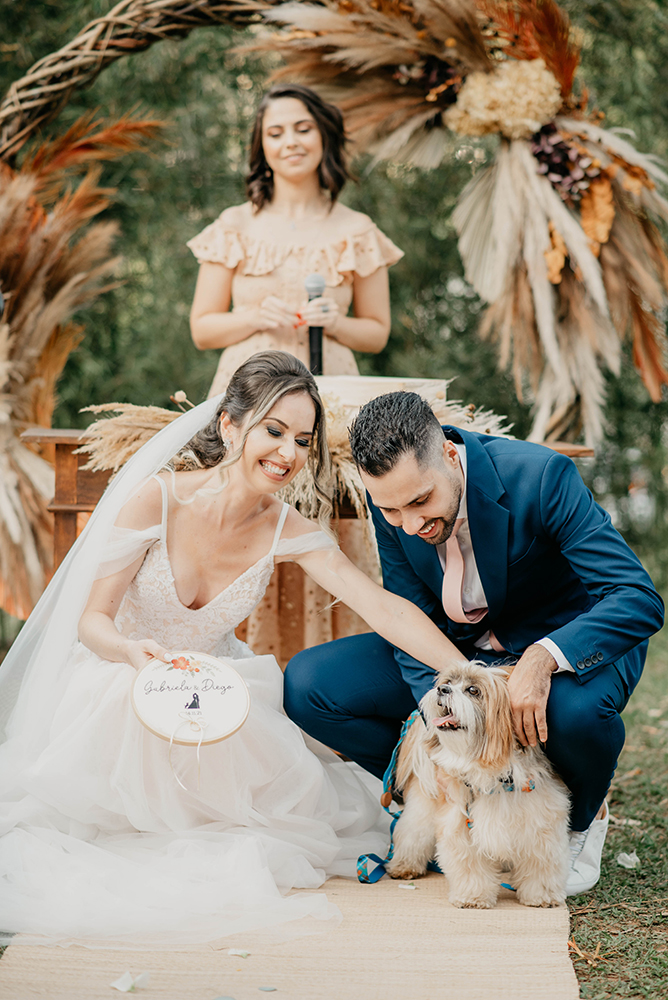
[0,874,579,1000]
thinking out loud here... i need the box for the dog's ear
[479,672,514,771]
[396,718,441,799]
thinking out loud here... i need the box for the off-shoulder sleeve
[186,216,245,268]
[335,224,404,278]
[95,525,162,580]
[275,531,338,558]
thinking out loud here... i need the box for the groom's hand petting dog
[386,662,570,909]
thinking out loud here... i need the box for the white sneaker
[566,801,609,896]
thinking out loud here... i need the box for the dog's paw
[450,896,496,909]
[517,885,566,908]
[387,863,427,880]
[517,891,566,908]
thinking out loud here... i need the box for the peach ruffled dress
[187,200,403,395]
[187,201,404,665]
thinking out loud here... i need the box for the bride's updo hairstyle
[186,351,332,519]
[246,84,350,212]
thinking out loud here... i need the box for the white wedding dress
[0,483,388,947]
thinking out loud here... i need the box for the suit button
[598,652,604,661]
[584,657,592,667]
[576,660,584,669]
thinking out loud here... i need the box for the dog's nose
[437,683,452,698]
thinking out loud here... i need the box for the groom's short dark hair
[349,392,444,477]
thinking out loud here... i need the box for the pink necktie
[442,519,487,624]
[441,520,505,652]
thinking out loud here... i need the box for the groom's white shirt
[435,444,573,674]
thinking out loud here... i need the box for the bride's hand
[125,639,171,672]
[300,296,340,335]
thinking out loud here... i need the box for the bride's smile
[225,392,316,494]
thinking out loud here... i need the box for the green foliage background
[1,0,668,585]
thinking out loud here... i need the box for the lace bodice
[114,487,336,659]
[186,201,403,395]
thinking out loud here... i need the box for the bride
[0,351,463,947]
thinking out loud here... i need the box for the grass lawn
[568,626,668,998]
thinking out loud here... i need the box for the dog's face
[421,662,514,770]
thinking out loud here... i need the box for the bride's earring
[223,438,232,451]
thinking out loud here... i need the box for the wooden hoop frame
[0,0,282,161]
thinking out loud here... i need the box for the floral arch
[1,0,667,616]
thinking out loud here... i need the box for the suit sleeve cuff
[535,637,574,674]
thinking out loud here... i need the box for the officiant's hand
[255,295,298,333]
[300,296,340,334]
[126,638,171,672]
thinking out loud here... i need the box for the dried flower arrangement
[249,0,668,444]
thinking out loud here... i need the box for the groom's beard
[417,479,462,546]
[418,516,456,545]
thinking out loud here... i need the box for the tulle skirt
[0,644,389,947]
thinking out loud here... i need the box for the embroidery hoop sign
[132,649,250,747]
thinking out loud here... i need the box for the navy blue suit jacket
[368,427,664,701]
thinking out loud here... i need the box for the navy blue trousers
[284,632,634,832]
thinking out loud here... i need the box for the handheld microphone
[304,273,326,376]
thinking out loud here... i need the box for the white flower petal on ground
[616,851,640,869]
[110,971,150,992]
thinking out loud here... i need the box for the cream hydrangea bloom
[444,58,562,140]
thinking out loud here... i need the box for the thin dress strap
[269,502,290,558]
[151,474,169,538]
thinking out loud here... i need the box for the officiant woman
[187,83,403,660]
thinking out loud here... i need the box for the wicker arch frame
[0,0,285,162]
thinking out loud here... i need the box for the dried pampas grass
[0,113,163,617]
[78,403,180,473]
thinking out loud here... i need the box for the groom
[284,391,664,894]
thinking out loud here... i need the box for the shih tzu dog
[387,662,570,908]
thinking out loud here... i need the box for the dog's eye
[467,686,480,697]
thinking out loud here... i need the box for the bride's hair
[246,84,350,212]
[184,351,332,521]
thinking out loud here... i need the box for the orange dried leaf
[609,155,655,194]
[545,221,568,284]
[630,292,668,401]
[580,175,615,256]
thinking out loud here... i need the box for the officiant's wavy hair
[246,84,350,211]
[349,392,444,477]
[186,351,332,522]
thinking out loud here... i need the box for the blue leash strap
[357,710,420,884]
[357,813,401,883]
